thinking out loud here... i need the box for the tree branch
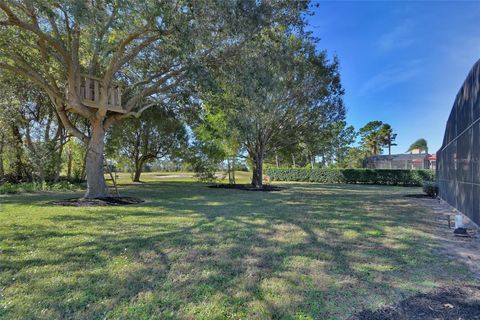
[0,1,70,63]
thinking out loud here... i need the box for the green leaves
[407,138,428,153]
[359,121,397,156]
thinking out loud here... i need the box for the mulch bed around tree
[403,194,435,199]
[207,184,285,192]
[48,197,145,207]
[350,285,480,320]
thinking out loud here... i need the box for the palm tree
[379,124,397,155]
[360,121,384,155]
[365,135,381,155]
[407,138,428,154]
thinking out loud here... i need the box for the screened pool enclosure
[437,59,480,225]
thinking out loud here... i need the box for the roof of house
[364,154,430,161]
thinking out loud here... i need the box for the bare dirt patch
[48,196,144,206]
[403,194,435,199]
[350,285,480,320]
[409,195,480,279]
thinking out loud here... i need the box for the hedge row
[264,168,434,186]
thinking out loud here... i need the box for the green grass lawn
[112,171,253,185]
[0,180,475,319]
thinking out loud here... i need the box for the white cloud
[359,60,421,95]
[377,19,416,52]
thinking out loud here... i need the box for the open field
[0,180,476,319]
[112,171,253,185]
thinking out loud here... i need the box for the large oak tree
[0,0,306,197]
[203,31,344,188]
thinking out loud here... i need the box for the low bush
[0,181,83,194]
[422,181,439,197]
[265,168,434,186]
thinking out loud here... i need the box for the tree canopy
[407,138,428,154]
[198,30,344,187]
[0,0,308,196]
[359,121,397,156]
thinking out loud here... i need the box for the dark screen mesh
[437,59,480,225]
[364,155,430,170]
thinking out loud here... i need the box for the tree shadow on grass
[0,183,475,319]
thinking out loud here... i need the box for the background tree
[203,31,344,188]
[328,122,357,167]
[0,73,69,183]
[359,121,396,156]
[359,121,384,155]
[340,147,369,168]
[193,104,242,184]
[0,0,306,197]
[63,138,87,182]
[379,123,397,155]
[407,138,428,154]
[107,108,187,182]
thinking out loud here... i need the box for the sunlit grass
[0,182,476,319]
[111,170,253,185]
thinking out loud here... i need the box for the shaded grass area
[0,182,476,319]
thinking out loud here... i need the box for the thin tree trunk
[0,134,4,180]
[81,148,88,181]
[232,157,236,185]
[84,120,107,198]
[66,148,73,180]
[227,158,232,184]
[54,136,64,182]
[11,124,24,180]
[292,154,296,168]
[275,153,279,168]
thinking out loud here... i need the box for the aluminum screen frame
[437,59,480,225]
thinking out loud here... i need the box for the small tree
[341,147,369,168]
[194,104,241,184]
[107,108,187,182]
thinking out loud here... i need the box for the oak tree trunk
[251,152,263,189]
[84,120,107,198]
[133,160,144,182]
[133,170,142,182]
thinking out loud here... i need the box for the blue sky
[308,1,480,154]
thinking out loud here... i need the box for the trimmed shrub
[423,181,439,197]
[265,168,434,186]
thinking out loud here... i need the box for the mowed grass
[0,179,476,319]
[112,171,253,185]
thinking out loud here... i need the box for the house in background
[363,153,435,170]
